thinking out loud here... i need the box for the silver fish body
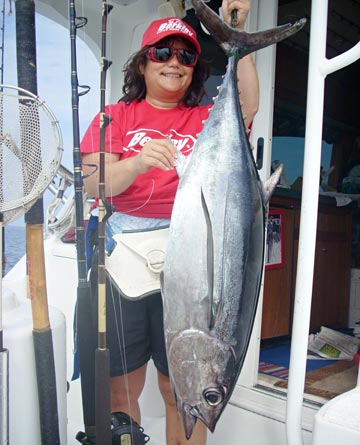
[161,0,306,438]
[162,54,264,438]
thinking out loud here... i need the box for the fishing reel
[75,431,96,444]
[111,412,150,445]
[75,412,149,444]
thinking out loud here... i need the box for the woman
[81,1,259,443]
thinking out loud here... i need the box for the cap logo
[157,19,194,38]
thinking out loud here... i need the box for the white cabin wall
[36,0,101,61]
[36,0,167,104]
[250,0,279,183]
[106,0,166,102]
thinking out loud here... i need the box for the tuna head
[167,330,236,439]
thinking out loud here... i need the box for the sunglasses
[147,46,198,67]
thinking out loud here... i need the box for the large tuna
[160,0,306,438]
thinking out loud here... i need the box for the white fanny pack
[105,226,169,300]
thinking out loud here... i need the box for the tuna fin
[200,188,216,330]
[179,402,198,440]
[262,164,283,204]
[191,0,306,58]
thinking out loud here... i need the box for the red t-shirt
[80,99,210,218]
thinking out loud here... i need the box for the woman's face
[140,37,196,107]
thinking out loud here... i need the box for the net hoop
[0,84,63,226]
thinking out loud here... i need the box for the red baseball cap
[141,17,201,54]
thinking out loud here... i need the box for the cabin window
[271,136,333,190]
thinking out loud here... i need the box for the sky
[3,7,100,226]
[3,7,100,170]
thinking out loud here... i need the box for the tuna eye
[203,387,225,407]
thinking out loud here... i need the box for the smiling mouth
[163,73,181,78]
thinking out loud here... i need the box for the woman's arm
[82,152,138,197]
[236,54,259,128]
[82,138,176,197]
[222,0,260,128]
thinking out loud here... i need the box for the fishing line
[109,271,147,445]
[103,6,156,420]
[108,281,134,419]
[107,178,158,419]
[95,0,150,437]
[100,6,147,421]
[121,179,155,214]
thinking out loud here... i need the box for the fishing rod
[15,0,60,443]
[95,1,113,442]
[0,4,8,437]
[0,210,9,444]
[69,2,98,444]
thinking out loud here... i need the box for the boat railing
[46,163,93,237]
[286,1,360,444]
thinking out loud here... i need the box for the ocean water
[2,224,26,276]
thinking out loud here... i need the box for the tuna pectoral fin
[200,188,216,330]
[262,164,283,204]
[191,0,306,58]
[180,404,198,440]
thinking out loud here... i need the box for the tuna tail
[191,0,306,58]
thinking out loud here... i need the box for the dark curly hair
[119,37,210,107]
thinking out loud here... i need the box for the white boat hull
[2,284,67,444]
[3,236,313,445]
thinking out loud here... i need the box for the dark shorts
[89,249,169,377]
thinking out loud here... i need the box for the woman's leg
[110,363,148,424]
[157,371,207,445]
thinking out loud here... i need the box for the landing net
[0,85,62,225]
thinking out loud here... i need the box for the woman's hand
[82,138,176,197]
[221,0,250,31]
[134,138,176,174]
[220,0,258,129]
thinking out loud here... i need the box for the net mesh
[0,85,62,226]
